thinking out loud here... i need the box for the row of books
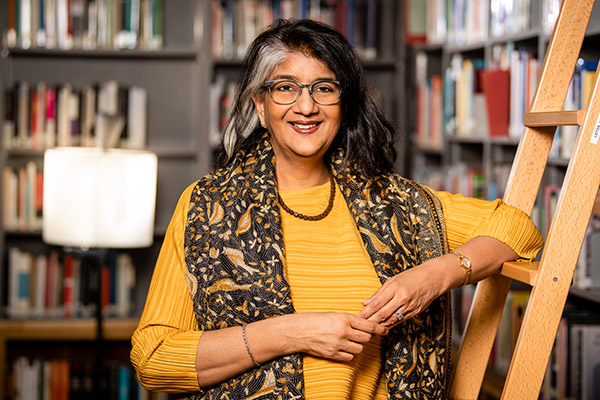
[414,53,443,150]
[3,0,163,51]
[416,162,487,199]
[575,214,600,291]
[419,0,558,46]
[3,80,148,151]
[2,162,43,232]
[447,163,486,199]
[536,186,600,291]
[543,308,600,400]
[209,75,237,149]
[549,59,599,160]
[10,357,148,400]
[453,287,531,374]
[441,45,540,140]
[492,290,530,373]
[5,248,136,319]
[211,0,379,60]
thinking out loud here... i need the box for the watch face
[463,257,472,269]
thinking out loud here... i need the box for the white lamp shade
[42,147,158,249]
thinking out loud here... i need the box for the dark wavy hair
[215,18,397,177]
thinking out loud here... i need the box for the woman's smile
[289,120,322,133]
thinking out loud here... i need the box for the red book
[481,69,510,137]
[36,171,43,220]
[58,360,70,400]
[63,254,75,317]
[101,265,111,315]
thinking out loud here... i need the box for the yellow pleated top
[279,181,388,399]
[131,179,544,396]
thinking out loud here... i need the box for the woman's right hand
[285,312,388,361]
[196,312,387,388]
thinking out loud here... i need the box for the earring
[260,119,266,128]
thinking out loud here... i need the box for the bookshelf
[406,0,600,398]
[0,0,408,398]
[0,1,206,398]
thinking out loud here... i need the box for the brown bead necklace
[277,173,335,221]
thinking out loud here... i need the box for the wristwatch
[451,250,472,286]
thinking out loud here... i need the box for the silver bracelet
[242,325,260,367]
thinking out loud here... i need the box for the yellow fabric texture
[279,181,387,400]
[131,181,544,394]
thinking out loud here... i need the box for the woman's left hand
[357,237,520,328]
[356,256,454,328]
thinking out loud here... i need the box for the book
[2,166,18,230]
[574,212,600,290]
[481,69,510,137]
[543,184,561,238]
[571,324,600,399]
[426,0,447,44]
[126,86,148,149]
[403,0,427,44]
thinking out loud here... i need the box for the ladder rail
[502,58,600,399]
[448,0,596,398]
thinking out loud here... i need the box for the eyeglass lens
[268,80,340,105]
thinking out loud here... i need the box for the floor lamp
[41,147,157,397]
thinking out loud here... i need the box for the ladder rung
[499,260,540,285]
[523,110,585,127]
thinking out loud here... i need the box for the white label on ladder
[591,112,600,144]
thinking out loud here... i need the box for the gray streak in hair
[223,42,290,158]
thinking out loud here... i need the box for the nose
[292,87,318,115]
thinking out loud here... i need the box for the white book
[126,86,147,149]
[56,0,71,49]
[116,253,133,316]
[2,167,18,230]
[56,83,72,146]
[26,161,37,229]
[45,0,56,48]
[509,49,524,138]
[20,0,32,48]
[34,254,47,316]
[84,0,98,50]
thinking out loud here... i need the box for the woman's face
[252,51,342,167]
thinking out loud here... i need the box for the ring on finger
[395,310,404,321]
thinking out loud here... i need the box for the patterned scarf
[184,134,452,399]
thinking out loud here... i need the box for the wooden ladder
[449,0,600,398]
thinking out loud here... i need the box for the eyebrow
[270,74,336,82]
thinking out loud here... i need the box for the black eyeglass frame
[263,78,342,106]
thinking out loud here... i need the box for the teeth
[292,122,318,129]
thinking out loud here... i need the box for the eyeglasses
[264,79,341,106]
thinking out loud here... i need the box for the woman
[131,19,543,399]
